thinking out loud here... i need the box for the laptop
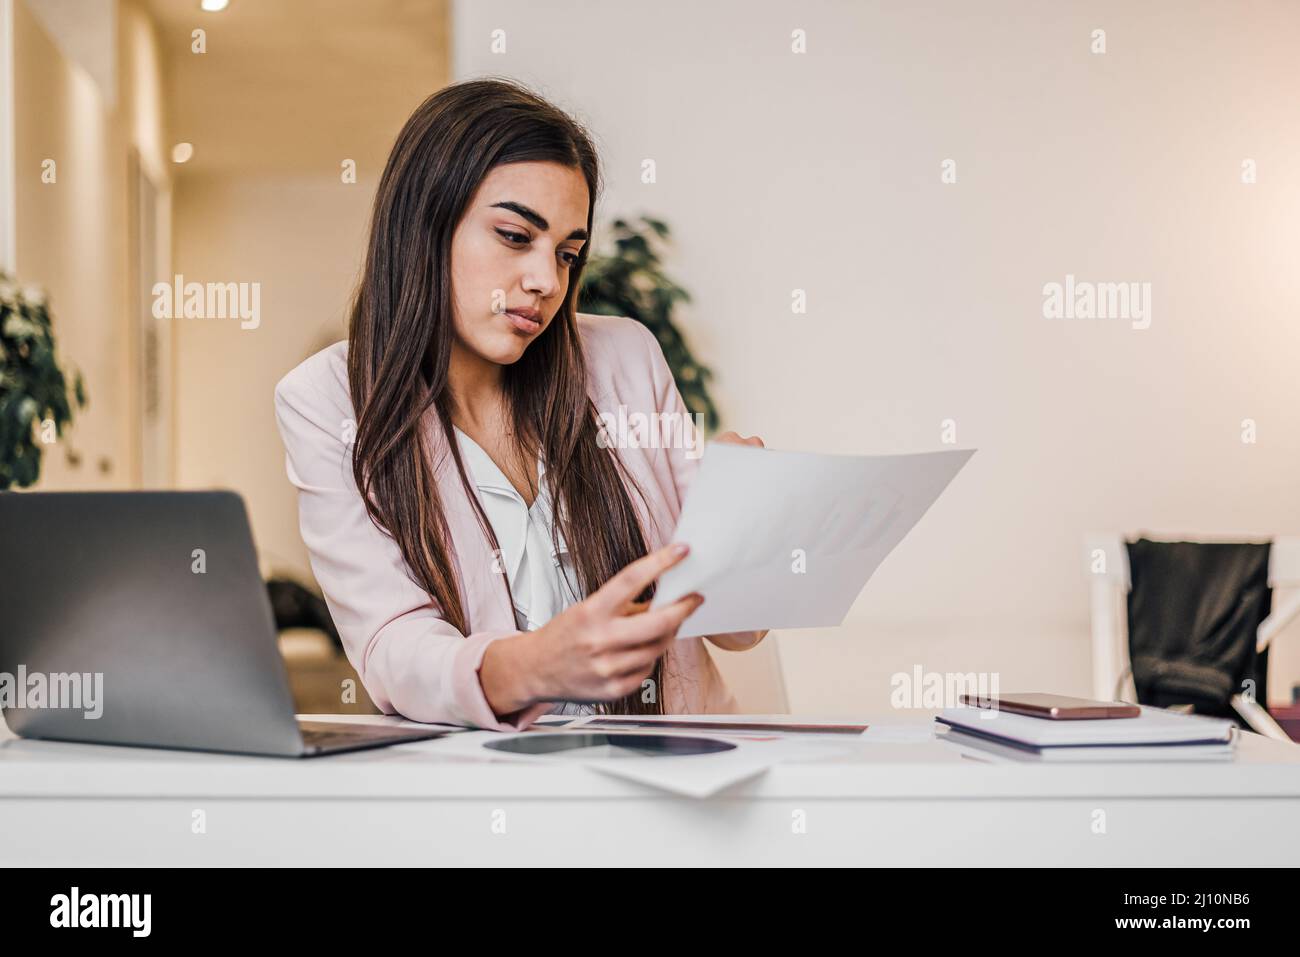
[0,490,456,757]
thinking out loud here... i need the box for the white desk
[2,713,1298,866]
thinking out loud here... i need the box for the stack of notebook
[935,705,1238,762]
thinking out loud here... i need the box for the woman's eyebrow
[489,200,588,241]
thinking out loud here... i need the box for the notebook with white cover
[935,705,1236,747]
[938,727,1235,762]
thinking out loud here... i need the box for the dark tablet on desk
[485,732,735,757]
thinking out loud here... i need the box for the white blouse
[453,427,594,716]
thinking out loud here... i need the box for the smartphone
[958,692,1140,719]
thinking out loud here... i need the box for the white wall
[172,173,376,579]
[12,0,168,489]
[162,0,447,582]
[1,0,16,272]
[453,0,1300,712]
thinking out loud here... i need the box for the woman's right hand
[482,543,703,714]
[533,542,704,703]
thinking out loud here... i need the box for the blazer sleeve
[273,371,553,731]
[632,320,765,650]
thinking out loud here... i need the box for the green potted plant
[579,216,720,432]
[0,273,86,489]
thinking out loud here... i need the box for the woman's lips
[506,310,542,334]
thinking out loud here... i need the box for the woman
[274,77,767,731]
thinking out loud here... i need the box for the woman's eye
[497,228,579,267]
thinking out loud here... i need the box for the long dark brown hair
[347,78,664,716]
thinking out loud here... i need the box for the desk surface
[3,712,1300,801]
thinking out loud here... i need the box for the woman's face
[449,160,590,366]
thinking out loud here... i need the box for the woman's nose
[522,249,563,299]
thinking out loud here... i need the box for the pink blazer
[274,313,752,730]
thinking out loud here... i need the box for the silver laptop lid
[0,490,305,756]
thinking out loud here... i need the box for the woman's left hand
[705,431,769,651]
[714,431,765,450]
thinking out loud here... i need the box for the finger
[599,603,692,650]
[599,641,672,685]
[603,594,701,647]
[592,542,690,611]
[615,593,704,643]
[617,598,651,617]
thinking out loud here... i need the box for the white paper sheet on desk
[650,443,975,636]
[586,737,850,798]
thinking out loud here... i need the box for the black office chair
[265,576,343,654]
[1124,538,1271,727]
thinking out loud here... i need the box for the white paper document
[585,736,852,798]
[650,442,974,637]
